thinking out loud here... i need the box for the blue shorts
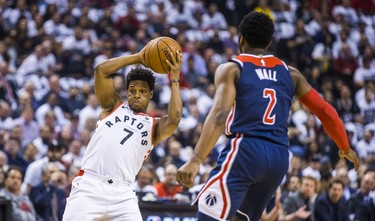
[194,134,290,221]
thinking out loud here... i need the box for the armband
[298,89,349,151]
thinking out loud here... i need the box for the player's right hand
[177,158,200,188]
[139,40,154,67]
[339,148,360,171]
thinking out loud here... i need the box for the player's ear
[150,91,154,99]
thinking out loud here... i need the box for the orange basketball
[144,37,182,74]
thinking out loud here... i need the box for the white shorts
[62,170,142,221]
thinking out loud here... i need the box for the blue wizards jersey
[225,54,295,146]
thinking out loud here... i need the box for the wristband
[170,79,180,84]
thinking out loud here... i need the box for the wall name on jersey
[105,115,149,145]
[255,69,277,82]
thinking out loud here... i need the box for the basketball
[144,37,182,74]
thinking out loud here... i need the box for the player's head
[126,67,156,112]
[238,12,274,52]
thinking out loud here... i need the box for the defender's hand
[177,158,200,188]
[339,148,360,171]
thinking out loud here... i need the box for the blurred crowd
[0,0,374,221]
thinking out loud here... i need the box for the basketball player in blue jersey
[177,12,360,221]
[63,42,183,220]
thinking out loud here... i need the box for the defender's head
[126,67,156,113]
[238,12,274,52]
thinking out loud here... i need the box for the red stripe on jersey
[225,104,235,135]
[236,55,284,68]
[151,118,157,145]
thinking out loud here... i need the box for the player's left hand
[339,148,360,171]
[177,158,200,188]
[166,50,182,81]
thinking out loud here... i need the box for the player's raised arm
[177,62,239,188]
[153,50,183,145]
[94,41,152,117]
[290,66,360,170]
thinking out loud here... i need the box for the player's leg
[195,136,251,220]
[63,176,106,221]
[106,183,143,220]
[234,143,289,221]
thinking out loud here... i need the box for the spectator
[32,124,55,160]
[166,140,186,168]
[355,129,375,163]
[288,154,303,178]
[334,167,355,200]
[355,80,375,124]
[349,169,375,217]
[61,139,83,168]
[0,100,13,131]
[196,83,215,117]
[201,3,228,30]
[116,6,140,37]
[61,26,91,55]
[332,0,359,26]
[78,93,100,132]
[314,178,350,221]
[286,19,314,69]
[11,89,36,119]
[282,176,317,221]
[332,43,358,87]
[56,125,74,148]
[0,166,36,221]
[23,143,38,164]
[281,175,301,203]
[354,168,375,221]
[0,150,8,172]
[4,136,29,175]
[181,42,208,79]
[154,164,189,202]
[0,61,18,108]
[22,142,66,195]
[336,85,359,123]
[29,162,66,221]
[134,164,157,198]
[0,166,4,188]
[35,92,68,128]
[302,154,322,180]
[353,57,375,89]
[38,74,69,113]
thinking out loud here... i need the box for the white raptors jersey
[81,103,156,182]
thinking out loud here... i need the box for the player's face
[127,80,153,113]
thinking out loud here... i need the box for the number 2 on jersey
[263,88,277,125]
[120,128,134,145]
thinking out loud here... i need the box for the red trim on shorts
[194,134,241,219]
[78,169,84,176]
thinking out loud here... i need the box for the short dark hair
[239,12,274,48]
[4,166,23,180]
[329,177,345,189]
[48,142,65,152]
[126,67,156,91]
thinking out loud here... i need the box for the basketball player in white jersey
[63,42,183,220]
